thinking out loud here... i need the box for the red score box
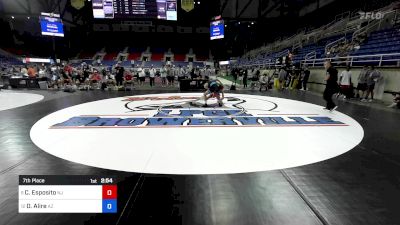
[102,185,117,199]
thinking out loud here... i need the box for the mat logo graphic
[50,96,347,128]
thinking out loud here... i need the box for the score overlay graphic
[19,175,117,213]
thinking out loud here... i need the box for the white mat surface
[0,92,44,111]
[30,93,364,175]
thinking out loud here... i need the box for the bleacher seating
[143,61,164,68]
[0,49,24,66]
[128,53,142,61]
[78,46,100,59]
[128,47,145,61]
[121,61,133,67]
[78,51,95,59]
[347,28,400,66]
[172,48,188,62]
[352,29,400,56]
[151,47,166,61]
[101,60,116,66]
[3,48,29,57]
[151,53,164,61]
[102,46,122,61]
[173,61,189,67]
[103,52,118,61]
[82,59,93,65]
[239,26,400,67]
[238,2,400,68]
[0,45,209,68]
[192,62,204,67]
[194,48,209,61]
[174,54,186,61]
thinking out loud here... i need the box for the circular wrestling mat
[0,92,44,111]
[30,93,364,174]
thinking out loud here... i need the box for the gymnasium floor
[0,88,399,225]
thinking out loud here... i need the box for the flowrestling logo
[358,11,387,20]
[50,95,347,128]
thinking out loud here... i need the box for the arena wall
[260,68,400,103]
[307,68,400,103]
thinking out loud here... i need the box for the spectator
[114,63,124,87]
[89,70,102,87]
[273,68,279,89]
[290,69,300,90]
[101,68,107,78]
[105,73,116,88]
[250,68,260,89]
[285,68,294,89]
[145,67,150,78]
[339,66,352,99]
[243,69,248,88]
[27,65,37,78]
[75,70,86,86]
[204,66,211,80]
[133,65,140,81]
[167,65,175,86]
[137,67,146,86]
[259,73,269,92]
[195,66,201,78]
[61,69,72,86]
[82,65,90,82]
[21,66,28,76]
[190,67,196,79]
[177,66,184,82]
[301,66,310,91]
[363,65,382,102]
[232,67,238,85]
[49,64,59,88]
[149,66,156,87]
[38,67,46,78]
[64,64,73,76]
[123,70,134,88]
[278,68,287,90]
[179,66,187,80]
[161,65,167,87]
[387,93,400,109]
[71,68,78,81]
[356,65,369,99]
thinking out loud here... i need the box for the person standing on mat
[323,60,339,111]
